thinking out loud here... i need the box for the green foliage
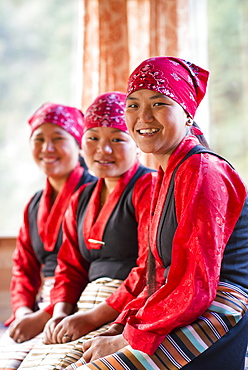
[207,0,248,184]
[0,0,79,233]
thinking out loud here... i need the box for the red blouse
[115,135,247,355]
[6,164,88,325]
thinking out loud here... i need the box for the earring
[186,118,193,126]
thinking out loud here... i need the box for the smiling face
[125,89,188,169]
[82,126,137,181]
[30,123,80,184]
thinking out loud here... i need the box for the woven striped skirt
[67,282,248,370]
[0,277,55,370]
[17,278,123,370]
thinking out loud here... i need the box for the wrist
[52,302,73,318]
[15,306,33,318]
[87,302,119,328]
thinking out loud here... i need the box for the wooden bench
[0,236,16,323]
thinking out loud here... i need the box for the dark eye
[112,138,124,142]
[34,137,44,142]
[154,102,167,106]
[126,103,138,108]
[87,136,98,141]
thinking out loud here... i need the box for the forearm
[15,306,33,318]
[52,302,74,318]
[83,301,119,329]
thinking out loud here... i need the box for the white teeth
[139,128,159,134]
[43,158,56,163]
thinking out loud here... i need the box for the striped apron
[17,278,123,370]
[66,282,248,370]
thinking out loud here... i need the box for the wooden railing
[0,236,16,322]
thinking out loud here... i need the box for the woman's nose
[97,142,113,154]
[138,106,154,123]
[42,140,55,151]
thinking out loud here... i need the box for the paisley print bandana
[83,91,129,133]
[28,102,84,147]
[127,56,210,118]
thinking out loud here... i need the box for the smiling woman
[0,102,96,370]
[68,57,248,370]
[125,91,188,168]
[16,91,157,370]
[30,124,80,189]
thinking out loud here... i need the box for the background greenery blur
[208,0,248,185]
[0,0,79,233]
[0,0,247,234]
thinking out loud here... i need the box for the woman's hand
[82,334,128,363]
[44,311,98,344]
[9,310,51,343]
[43,301,73,344]
[42,314,68,344]
[96,323,124,337]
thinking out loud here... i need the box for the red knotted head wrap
[127,56,210,118]
[83,92,128,133]
[28,102,84,147]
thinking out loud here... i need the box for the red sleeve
[5,199,42,325]
[50,186,90,308]
[106,172,157,312]
[122,155,247,354]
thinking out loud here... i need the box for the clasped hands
[82,324,128,363]
[43,312,127,363]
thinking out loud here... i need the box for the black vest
[28,163,96,277]
[157,145,248,291]
[77,165,155,282]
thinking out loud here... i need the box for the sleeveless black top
[28,160,96,277]
[77,165,154,282]
[157,145,248,291]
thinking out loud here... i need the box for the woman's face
[82,126,137,179]
[30,123,79,182]
[125,89,188,166]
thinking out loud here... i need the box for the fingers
[43,319,58,344]
[82,338,92,352]
[62,333,72,343]
[43,324,53,344]
[52,322,71,343]
[82,349,92,364]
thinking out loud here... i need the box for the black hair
[191,121,211,149]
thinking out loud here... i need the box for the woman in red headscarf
[16,92,156,370]
[0,103,96,369]
[71,58,248,370]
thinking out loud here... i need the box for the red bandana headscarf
[83,91,128,133]
[28,102,84,147]
[127,56,210,118]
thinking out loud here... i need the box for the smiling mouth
[42,157,58,163]
[137,128,160,135]
[96,160,114,164]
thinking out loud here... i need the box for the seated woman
[0,103,96,370]
[70,57,248,370]
[17,92,156,370]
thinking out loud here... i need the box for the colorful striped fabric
[18,278,123,370]
[68,282,248,370]
[0,278,55,370]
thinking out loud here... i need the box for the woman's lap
[72,315,248,370]
[18,279,123,370]
[67,283,248,370]
[0,330,42,370]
